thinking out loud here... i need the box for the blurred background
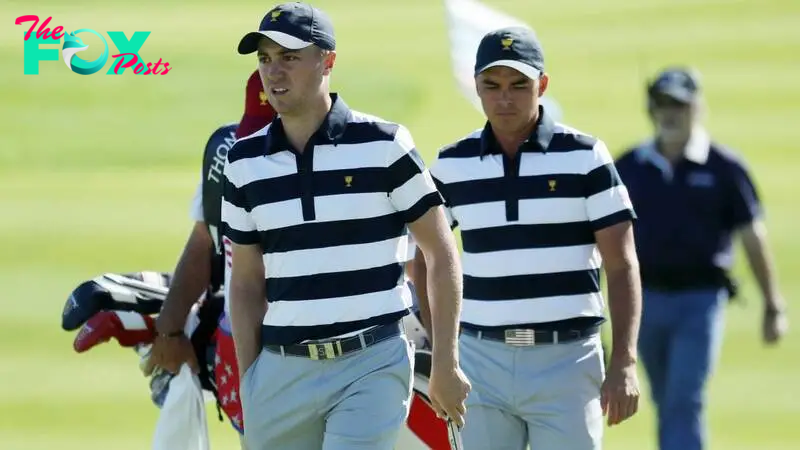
[1,0,799,449]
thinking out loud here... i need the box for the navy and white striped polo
[430,106,636,328]
[221,94,443,345]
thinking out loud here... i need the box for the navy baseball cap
[474,26,544,80]
[237,2,336,54]
[647,67,701,103]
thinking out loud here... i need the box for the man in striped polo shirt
[222,3,470,449]
[414,26,642,449]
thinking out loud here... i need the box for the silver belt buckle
[504,329,536,346]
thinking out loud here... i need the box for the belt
[461,324,599,346]
[641,266,736,295]
[263,321,402,360]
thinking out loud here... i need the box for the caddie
[143,68,276,444]
[614,66,788,450]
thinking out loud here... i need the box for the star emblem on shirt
[214,353,221,366]
[232,414,242,428]
[225,363,233,377]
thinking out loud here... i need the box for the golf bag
[62,272,222,398]
[61,271,459,449]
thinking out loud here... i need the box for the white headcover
[402,311,429,350]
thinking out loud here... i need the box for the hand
[142,334,200,376]
[600,358,640,426]
[763,308,788,345]
[428,357,471,428]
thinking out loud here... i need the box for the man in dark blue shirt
[615,67,788,450]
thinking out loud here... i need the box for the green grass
[1,0,799,448]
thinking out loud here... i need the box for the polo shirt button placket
[297,144,316,222]
[503,148,522,222]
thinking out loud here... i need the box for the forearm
[230,281,266,374]
[742,223,782,309]
[156,232,212,333]
[606,264,642,364]
[412,250,433,340]
[427,246,463,361]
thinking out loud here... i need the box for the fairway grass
[1,1,799,449]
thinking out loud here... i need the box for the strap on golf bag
[201,124,238,293]
[199,125,240,423]
[189,292,226,422]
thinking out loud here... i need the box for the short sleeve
[584,139,637,230]
[726,159,763,227]
[386,125,444,223]
[189,178,204,222]
[430,166,458,230]
[221,154,260,245]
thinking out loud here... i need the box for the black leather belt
[461,324,599,346]
[264,321,402,360]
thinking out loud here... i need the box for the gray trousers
[459,333,605,450]
[240,333,414,450]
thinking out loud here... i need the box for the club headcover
[62,280,111,331]
[408,348,457,450]
[73,310,156,353]
[402,311,430,351]
[61,272,168,331]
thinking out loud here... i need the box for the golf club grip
[414,386,464,450]
[446,419,465,450]
[414,379,464,450]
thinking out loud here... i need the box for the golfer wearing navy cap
[224,3,470,450]
[414,26,642,449]
[615,67,788,450]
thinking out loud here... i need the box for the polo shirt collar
[635,125,711,166]
[265,93,350,155]
[479,105,555,158]
[684,127,711,164]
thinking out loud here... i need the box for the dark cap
[647,67,701,103]
[237,2,336,54]
[474,26,544,80]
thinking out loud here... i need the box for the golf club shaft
[446,419,465,450]
[102,273,168,299]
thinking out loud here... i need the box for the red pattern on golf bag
[213,326,244,434]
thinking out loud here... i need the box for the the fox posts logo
[15,15,172,75]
